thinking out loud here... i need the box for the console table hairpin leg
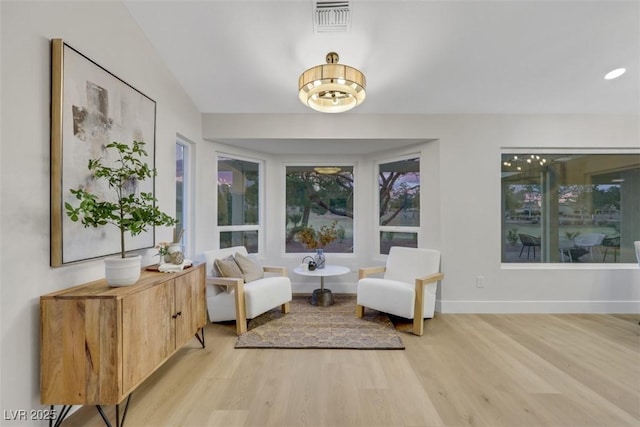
[96,394,132,427]
[49,394,132,427]
[195,326,205,348]
[49,405,72,427]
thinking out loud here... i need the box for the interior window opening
[501,153,640,264]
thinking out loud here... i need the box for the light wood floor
[63,312,639,427]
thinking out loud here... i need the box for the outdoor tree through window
[285,166,353,253]
[378,157,420,254]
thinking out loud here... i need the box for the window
[501,152,640,263]
[175,141,189,254]
[378,157,420,254]
[285,166,354,253]
[217,156,261,253]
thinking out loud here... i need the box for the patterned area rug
[235,295,405,349]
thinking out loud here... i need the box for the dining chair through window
[518,233,541,259]
[635,241,639,325]
[602,236,620,262]
[574,233,605,261]
[559,237,575,262]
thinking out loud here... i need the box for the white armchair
[203,246,292,335]
[356,247,444,336]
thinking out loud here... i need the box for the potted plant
[506,228,519,247]
[65,141,177,286]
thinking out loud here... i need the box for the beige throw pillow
[214,256,243,293]
[234,252,264,283]
[214,256,243,278]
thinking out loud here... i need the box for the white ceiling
[123,0,638,116]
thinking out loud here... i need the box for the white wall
[202,113,640,312]
[0,1,203,421]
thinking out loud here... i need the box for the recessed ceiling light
[604,68,626,80]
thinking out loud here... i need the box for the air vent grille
[314,1,351,33]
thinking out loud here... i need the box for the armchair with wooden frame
[203,246,292,335]
[356,247,444,336]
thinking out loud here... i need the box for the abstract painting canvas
[50,39,156,266]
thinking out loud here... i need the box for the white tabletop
[293,264,350,277]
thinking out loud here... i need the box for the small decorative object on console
[157,228,185,265]
[167,242,184,264]
[169,251,184,264]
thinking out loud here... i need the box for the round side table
[293,264,350,306]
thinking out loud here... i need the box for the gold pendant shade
[298,52,366,113]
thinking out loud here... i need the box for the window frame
[375,154,422,256]
[282,162,357,258]
[175,137,194,257]
[217,153,264,254]
[500,147,640,268]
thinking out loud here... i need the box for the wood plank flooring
[62,313,639,427]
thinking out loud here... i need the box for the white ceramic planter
[104,255,142,287]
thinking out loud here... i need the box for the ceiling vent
[314,1,351,33]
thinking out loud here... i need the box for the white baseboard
[440,300,640,314]
[291,283,640,314]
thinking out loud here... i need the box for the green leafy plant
[155,241,171,257]
[287,212,302,228]
[506,228,519,246]
[65,141,177,258]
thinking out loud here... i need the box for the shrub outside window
[285,166,354,253]
[219,230,259,253]
[217,156,260,253]
[501,152,640,263]
[378,157,420,255]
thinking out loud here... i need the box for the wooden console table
[40,263,206,426]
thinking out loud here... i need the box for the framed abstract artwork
[50,39,157,266]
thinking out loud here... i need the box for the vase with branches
[296,221,338,249]
[296,221,339,269]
